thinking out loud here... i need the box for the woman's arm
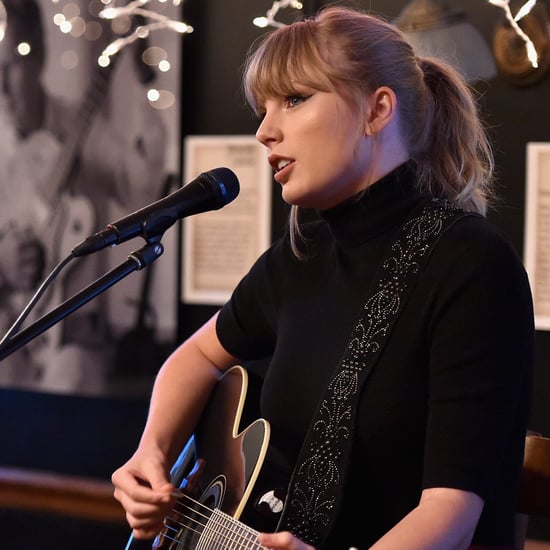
[258,487,483,550]
[369,487,484,550]
[111,311,239,539]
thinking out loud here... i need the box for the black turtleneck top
[216,163,534,548]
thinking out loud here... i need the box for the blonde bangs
[244,22,334,114]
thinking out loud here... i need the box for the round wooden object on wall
[492,3,550,87]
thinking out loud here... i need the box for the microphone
[72,167,240,257]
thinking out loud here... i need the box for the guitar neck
[202,508,265,548]
[155,505,265,549]
[50,62,114,196]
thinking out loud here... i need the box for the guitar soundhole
[201,477,226,510]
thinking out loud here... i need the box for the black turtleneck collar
[317,161,426,247]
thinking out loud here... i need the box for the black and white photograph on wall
[0,0,183,397]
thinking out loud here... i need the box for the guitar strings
[155,491,265,549]
[170,496,261,547]
[161,513,263,550]
[159,515,262,549]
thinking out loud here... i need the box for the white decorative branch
[253,0,303,29]
[488,0,539,68]
[99,0,192,64]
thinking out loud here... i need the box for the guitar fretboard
[198,508,263,549]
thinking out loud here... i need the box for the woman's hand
[111,451,176,540]
[258,531,317,550]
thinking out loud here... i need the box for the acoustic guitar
[124,366,288,550]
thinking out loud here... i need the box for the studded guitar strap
[277,198,474,547]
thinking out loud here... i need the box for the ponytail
[412,57,495,215]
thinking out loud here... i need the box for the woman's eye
[286,95,310,108]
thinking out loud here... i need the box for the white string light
[487,0,539,68]
[0,2,7,42]
[253,0,303,29]
[99,0,193,65]
[0,1,538,73]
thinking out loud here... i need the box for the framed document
[182,135,272,305]
[524,142,550,330]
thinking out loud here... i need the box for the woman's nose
[256,112,281,146]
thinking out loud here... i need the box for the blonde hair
[243,6,495,255]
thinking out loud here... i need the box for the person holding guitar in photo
[0,0,168,394]
[112,6,534,549]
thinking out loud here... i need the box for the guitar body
[125,366,278,550]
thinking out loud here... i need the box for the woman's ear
[365,86,397,136]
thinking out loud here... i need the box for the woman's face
[255,84,373,210]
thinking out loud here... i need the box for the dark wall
[1,0,549,546]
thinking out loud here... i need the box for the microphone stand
[0,241,164,362]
